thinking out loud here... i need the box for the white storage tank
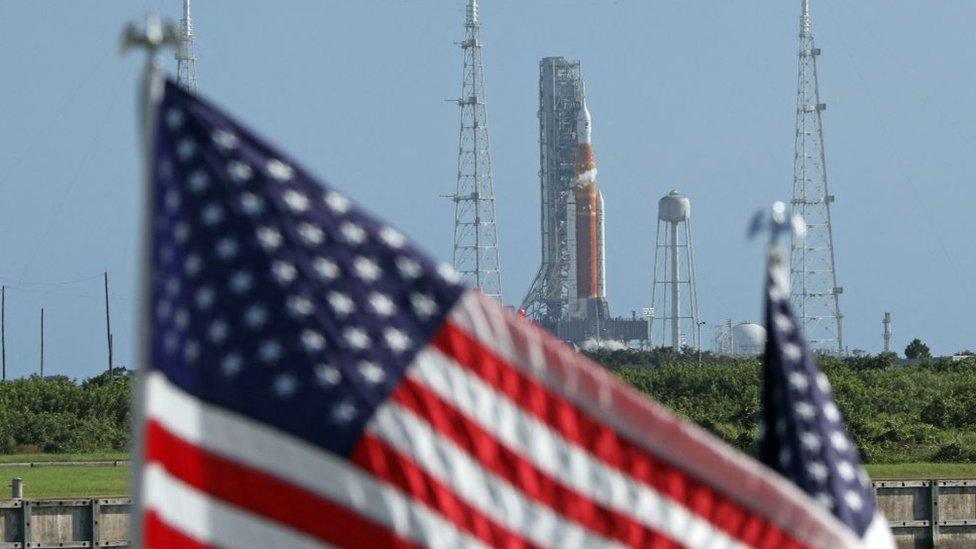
[732,323,766,356]
[657,190,691,223]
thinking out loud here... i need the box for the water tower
[651,190,700,350]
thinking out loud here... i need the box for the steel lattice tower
[175,0,198,91]
[521,58,584,321]
[450,0,502,300]
[790,0,843,354]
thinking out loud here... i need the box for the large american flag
[759,251,893,546]
[137,79,868,548]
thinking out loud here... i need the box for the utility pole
[450,0,503,300]
[104,272,114,378]
[39,308,44,378]
[1,286,6,381]
[883,312,892,353]
[789,0,844,355]
[697,321,706,366]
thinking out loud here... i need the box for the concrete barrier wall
[0,497,130,548]
[0,481,972,547]
[875,480,976,548]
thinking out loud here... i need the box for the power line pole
[39,308,44,378]
[1,286,6,381]
[176,0,197,91]
[449,0,503,300]
[789,0,844,355]
[104,272,114,378]
[883,312,892,353]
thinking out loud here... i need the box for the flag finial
[121,13,179,56]
[748,201,806,244]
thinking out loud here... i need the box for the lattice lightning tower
[790,0,843,354]
[450,0,503,300]
[176,0,198,91]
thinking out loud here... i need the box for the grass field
[866,463,976,480]
[0,452,130,499]
[0,452,129,464]
[3,466,129,499]
[1,453,975,498]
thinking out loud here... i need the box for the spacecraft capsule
[577,101,592,145]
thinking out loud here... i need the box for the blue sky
[0,1,974,379]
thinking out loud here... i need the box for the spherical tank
[732,323,767,355]
[658,190,691,223]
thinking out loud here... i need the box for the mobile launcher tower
[521,58,646,345]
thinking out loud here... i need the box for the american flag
[137,79,868,548]
[759,252,893,546]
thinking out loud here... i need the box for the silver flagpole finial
[748,202,806,275]
[121,13,179,56]
[748,201,806,244]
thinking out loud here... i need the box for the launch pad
[521,57,647,346]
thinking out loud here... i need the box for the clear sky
[0,1,974,379]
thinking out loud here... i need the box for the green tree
[905,338,931,359]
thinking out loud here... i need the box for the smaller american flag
[759,251,893,546]
[137,80,877,548]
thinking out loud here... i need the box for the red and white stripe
[141,371,486,548]
[138,289,865,548]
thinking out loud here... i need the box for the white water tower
[651,190,700,350]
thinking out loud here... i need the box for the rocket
[571,99,606,310]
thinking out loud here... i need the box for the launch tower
[449,0,503,300]
[651,191,700,350]
[175,0,197,91]
[790,0,844,354]
[521,57,583,321]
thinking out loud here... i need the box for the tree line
[597,349,976,463]
[0,350,974,463]
[0,370,130,454]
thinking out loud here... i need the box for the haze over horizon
[0,0,974,378]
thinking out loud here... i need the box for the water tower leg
[670,221,680,350]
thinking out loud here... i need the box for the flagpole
[121,15,177,547]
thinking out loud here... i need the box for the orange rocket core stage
[575,143,597,182]
[574,143,604,301]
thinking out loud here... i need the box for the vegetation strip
[0,460,130,468]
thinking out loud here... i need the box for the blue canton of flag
[759,251,893,545]
[151,79,465,457]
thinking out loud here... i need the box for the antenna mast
[790,0,844,354]
[176,0,198,91]
[449,0,503,300]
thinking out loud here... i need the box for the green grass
[867,463,976,480]
[3,466,129,499]
[0,454,974,497]
[0,452,129,464]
